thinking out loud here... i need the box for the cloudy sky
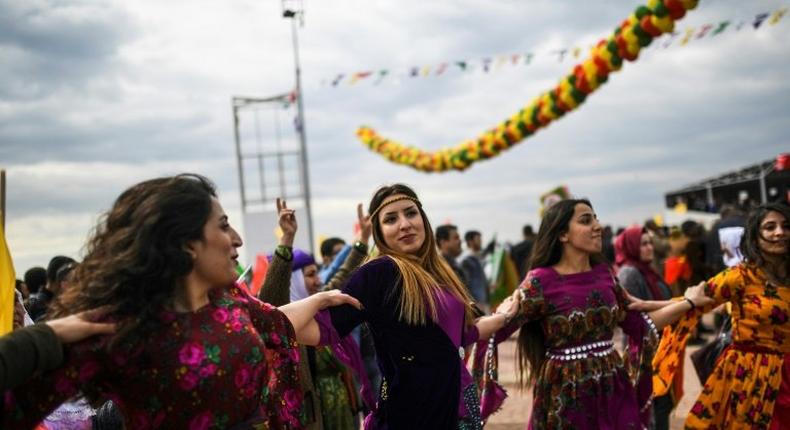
[2,0,788,272]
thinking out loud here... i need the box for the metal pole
[289,14,315,253]
[760,168,768,204]
[0,169,5,231]
[232,100,247,212]
[1,170,5,230]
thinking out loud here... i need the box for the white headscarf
[289,269,309,302]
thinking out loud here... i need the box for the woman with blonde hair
[281,183,519,429]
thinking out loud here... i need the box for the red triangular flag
[251,254,269,297]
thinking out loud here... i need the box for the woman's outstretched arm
[279,290,361,345]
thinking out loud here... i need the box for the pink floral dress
[3,285,303,429]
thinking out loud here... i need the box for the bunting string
[355,2,786,173]
[322,6,786,89]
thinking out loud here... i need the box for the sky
[1,0,788,272]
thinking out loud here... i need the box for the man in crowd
[436,224,467,288]
[460,230,490,310]
[26,256,76,322]
[318,237,350,284]
[510,224,535,280]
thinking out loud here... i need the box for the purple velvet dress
[317,256,483,429]
[515,264,658,430]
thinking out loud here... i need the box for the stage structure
[231,93,314,257]
[231,0,315,257]
[665,154,790,213]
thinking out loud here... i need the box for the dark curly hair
[50,174,217,350]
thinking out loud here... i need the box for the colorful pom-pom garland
[357,0,699,173]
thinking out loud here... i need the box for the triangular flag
[349,71,372,85]
[696,23,714,39]
[250,254,269,298]
[373,70,389,85]
[770,8,788,25]
[482,58,492,72]
[662,31,679,48]
[712,21,730,35]
[680,27,695,45]
[0,224,14,335]
[553,49,567,62]
[753,12,770,29]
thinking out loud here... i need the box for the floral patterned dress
[653,264,790,429]
[313,346,359,430]
[516,264,659,429]
[3,285,303,430]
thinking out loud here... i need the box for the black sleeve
[0,323,63,390]
[329,257,395,338]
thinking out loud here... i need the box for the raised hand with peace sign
[276,197,297,247]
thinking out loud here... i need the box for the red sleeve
[237,286,305,429]
[3,335,108,429]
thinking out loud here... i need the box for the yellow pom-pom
[652,14,674,33]
[679,0,698,11]
[622,27,639,45]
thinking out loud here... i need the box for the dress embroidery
[519,264,658,430]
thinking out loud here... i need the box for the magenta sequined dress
[516,264,659,430]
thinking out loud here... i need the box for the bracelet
[495,311,512,325]
[275,245,293,261]
[684,297,696,311]
[353,241,368,253]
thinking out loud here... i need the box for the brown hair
[368,184,474,325]
[50,174,218,349]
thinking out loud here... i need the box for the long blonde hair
[368,184,474,325]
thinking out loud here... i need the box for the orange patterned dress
[653,263,790,429]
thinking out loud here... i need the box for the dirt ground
[483,325,710,429]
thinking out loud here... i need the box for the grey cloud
[3,0,789,268]
[0,0,136,100]
[0,108,232,164]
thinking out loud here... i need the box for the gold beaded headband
[370,195,422,220]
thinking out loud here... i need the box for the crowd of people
[2,173,788,429]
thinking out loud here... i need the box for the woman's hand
[684,281,714,309]
[626,293,670,312]
[356,203,372,245]
[495,293,520,322]
[476,291,523,339]
[312,290,362,311]
[276,198,297,246]
[46,308,117,344]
